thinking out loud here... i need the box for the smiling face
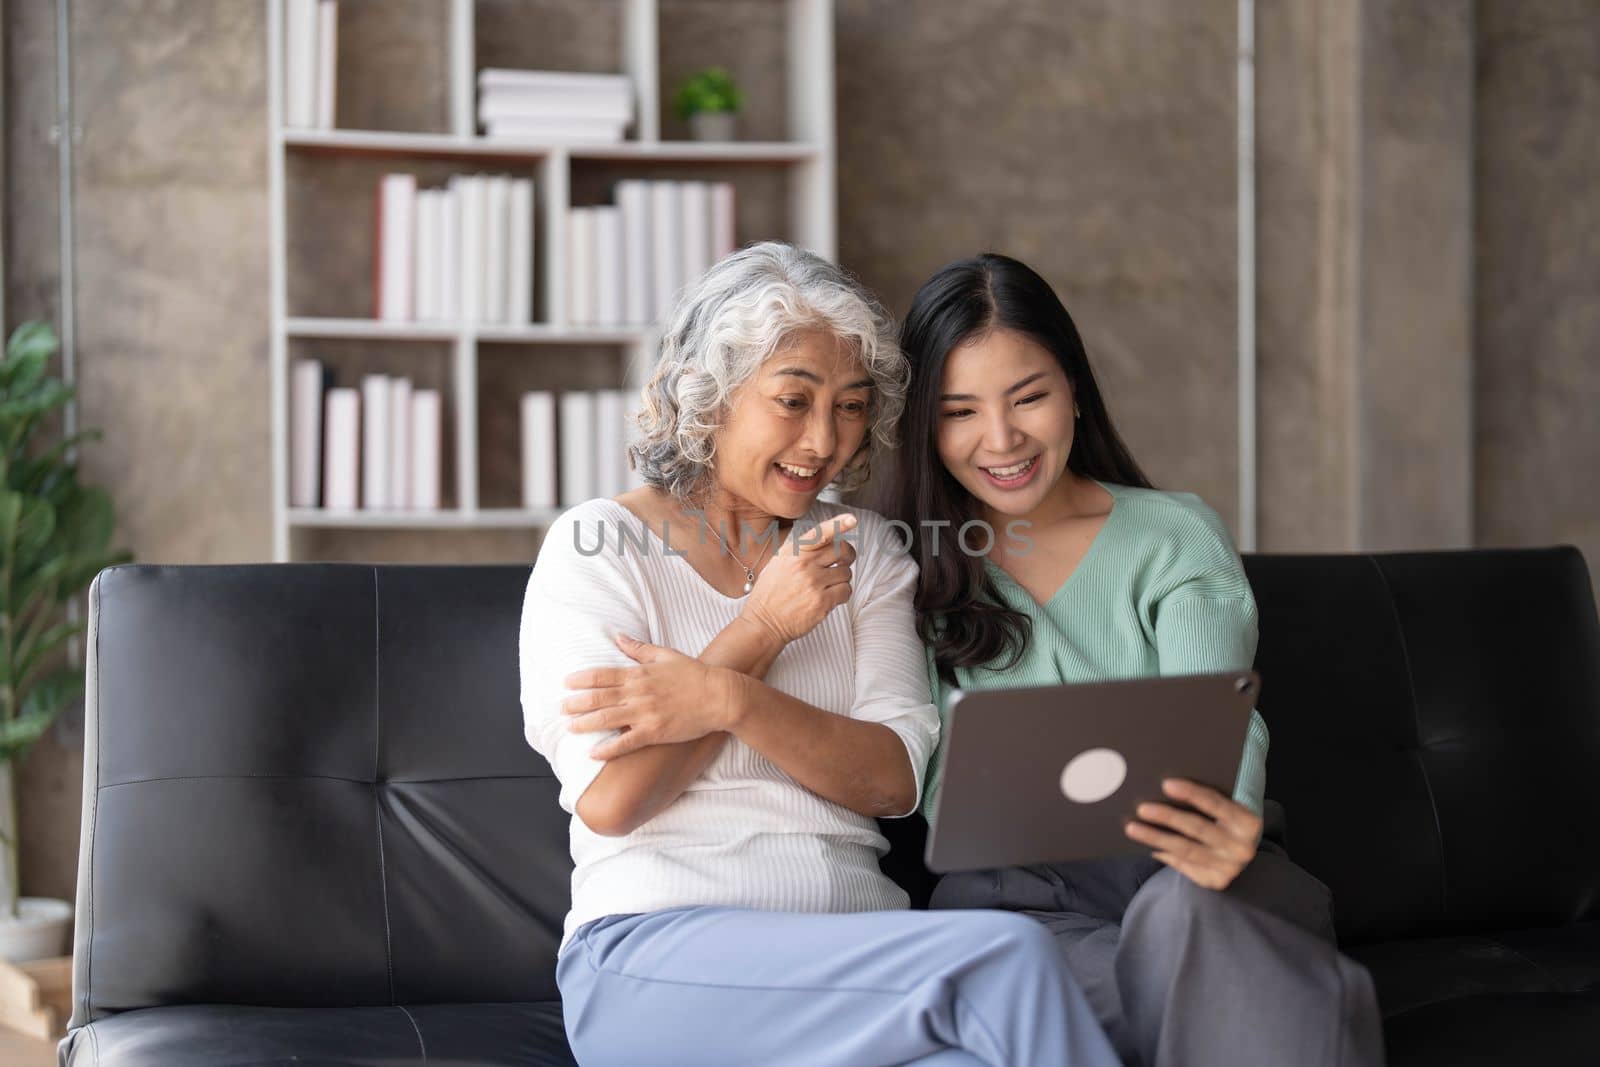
[710,328,875,521]
[935,326,1077,520]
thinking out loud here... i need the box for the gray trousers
[929,841,1385,1067]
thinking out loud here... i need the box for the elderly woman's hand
[562,633,738,760]
[1123,778,1263,891]
[740,513,858,645]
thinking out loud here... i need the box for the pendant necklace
[710,520,762,594]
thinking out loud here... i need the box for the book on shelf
[388,377,412,509]
[478,68,633,143]
[477,68,633,95]
[290,359,327,508]
[382,172,534,325]
[617,180,652,325]
[681,182,712,296]
[567,208,593,327]
[508,179,535,324]
[375,174,416,322]
[361,375,392,508]
[521,391,557,511]
[650,181,683,325]
[410,390,442,511]
[323,387,360,511]
[595,389,628,500]
[593,207,624,328]
[314,0,337,130]
[484,176,510,324]
[414,190,439,321]
[283,0,337,131]
[559,391,597,507]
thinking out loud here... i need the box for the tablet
[924,671,1260,873]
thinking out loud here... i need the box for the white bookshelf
[266,0,838,560]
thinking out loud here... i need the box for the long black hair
[891,253,1153,685]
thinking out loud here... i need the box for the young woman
[523,242,1118,1066]
[892,253,1384,1067]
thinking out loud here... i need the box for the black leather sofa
[57,548,1600,1066]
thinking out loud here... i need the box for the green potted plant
[0,321,130,961]
[675,66,743,142]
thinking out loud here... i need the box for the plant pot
[689,111,738,142]
[0,898,73,963]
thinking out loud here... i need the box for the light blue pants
[557,905,1121,1067]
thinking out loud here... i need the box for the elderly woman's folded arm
[573,613,788,837]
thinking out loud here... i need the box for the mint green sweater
[920,480,1271,816]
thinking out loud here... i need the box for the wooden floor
[0,1024,56,1066]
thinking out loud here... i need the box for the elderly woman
[520,242,1118,1067]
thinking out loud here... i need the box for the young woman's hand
[1123,778,1263,891]
[562,634,737,759]
[739,513,858,645]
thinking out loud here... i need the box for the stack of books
[374,173,536,325]
[282,0,338,130]
[477,68,634,143]
[522,389,646,509]
[291,360,443,512]
[569,180,737,326]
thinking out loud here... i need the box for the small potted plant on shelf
[676,66,743,142]
[0,321,131,963]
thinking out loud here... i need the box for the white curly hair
[629,241,907,503]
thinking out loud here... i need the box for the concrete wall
[4,0,1598,910]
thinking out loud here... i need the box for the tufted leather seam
[1369,554,1450,920]
[397,1004,427,1060]
[374,568,396,1004]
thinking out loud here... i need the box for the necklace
[707,517,764,594]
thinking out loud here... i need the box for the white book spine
[710,182,737,262]
[323,388,360,511]
[456,175,483,324]
[414,190,438,321]
[681,181,712,290]
[388,377,412,508]
[439,184,460,322]
[508,178,535,325]
[314,0,338,130]
[521,391,557,510]
[478,90,634,123]
[360,375,391,508]
[484,175,511,324]
[595,389,627,499]
[410,390,442,511]
[617,181,653,326]
[592,206,623,327]
[378,174,416,321]
[650,181,683,324]
[477,69,633,95]
[568,208,595,326]
[559,391,597,506]
[290,359,324,509]
[284,0,317,129]
[482,117,628,143]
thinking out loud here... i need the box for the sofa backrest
[1244,547,1600,946]
[70,564,567,1026]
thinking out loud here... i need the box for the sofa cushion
[1349,919,1600,1066]
[59,1001,576,1067]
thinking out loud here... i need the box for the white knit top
[520,498,940,950]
